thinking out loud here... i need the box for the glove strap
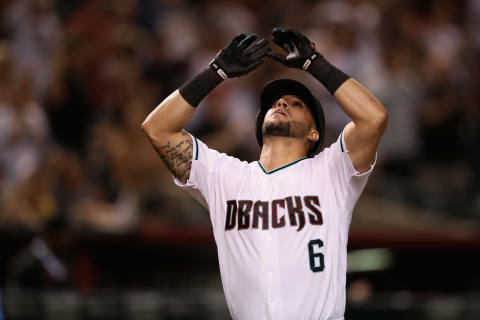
[210,57,228,80]
[307,54,350,95]
[179,66,223,107]
[302,53,319,71]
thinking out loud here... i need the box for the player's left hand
[268,27,320,71]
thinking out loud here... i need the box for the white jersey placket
[262,172,282,320]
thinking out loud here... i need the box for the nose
[276,99,288,108]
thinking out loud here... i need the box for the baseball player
[142,28,387,320]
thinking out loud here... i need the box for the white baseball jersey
[174,131,375,320]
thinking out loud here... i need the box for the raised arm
[333,79,387,172]
[142,91,196,183]
[268,27,387,172]
[142,34,270,183]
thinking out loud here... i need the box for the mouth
[273,110,287,116]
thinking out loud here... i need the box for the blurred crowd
[0,0,479,236]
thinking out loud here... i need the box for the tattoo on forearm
[156,130,193,182]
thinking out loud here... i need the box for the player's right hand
[210,33,270,80]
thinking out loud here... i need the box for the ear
[307,128,319,144]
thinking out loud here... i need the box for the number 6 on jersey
[308,239,325,272]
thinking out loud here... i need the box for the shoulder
[309,139,340,165]
[194,136,253,172]
[214,152,255,173]
[313,133,346,163]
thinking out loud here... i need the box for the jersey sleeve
[172,133,221,210]
[317,130,376,222]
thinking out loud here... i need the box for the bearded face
[262,119,310,139]
[261,95,318,152]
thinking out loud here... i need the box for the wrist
[209,58,228,81]
[307,55,350,95]
[179,66,223,107]
[301,52,320,71]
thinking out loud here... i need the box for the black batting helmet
[255,79,325,157]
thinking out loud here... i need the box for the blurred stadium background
[0,0,479,319]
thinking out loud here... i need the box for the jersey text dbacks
[225,195,323,231]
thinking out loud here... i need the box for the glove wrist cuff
[179,67,223,107]
[209,58,228,80]
[307,55,350,95]
[302,53,320,71]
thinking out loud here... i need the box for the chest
[218,167,337,233]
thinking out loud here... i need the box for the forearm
[333,77,387,173]
[141,67,224,183]
[142,66,222,143]
[142,90,195,139]
[308,56,386,129]
[312,58,386,172]
[333,78,387,130]
[141,91,197,184]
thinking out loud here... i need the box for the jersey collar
[257,157,307,175]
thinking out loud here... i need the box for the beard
[263,119,310,139]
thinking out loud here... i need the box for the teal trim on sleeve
[193,136,199,160]
[340,131,345,152]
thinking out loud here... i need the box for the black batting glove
[268,27,350,95]
[179,33,270,107]
[268,27,319,71]
[210,33,270,80]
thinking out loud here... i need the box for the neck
[260,137,307,172]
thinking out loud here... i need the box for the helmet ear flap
[255,110,266,148]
